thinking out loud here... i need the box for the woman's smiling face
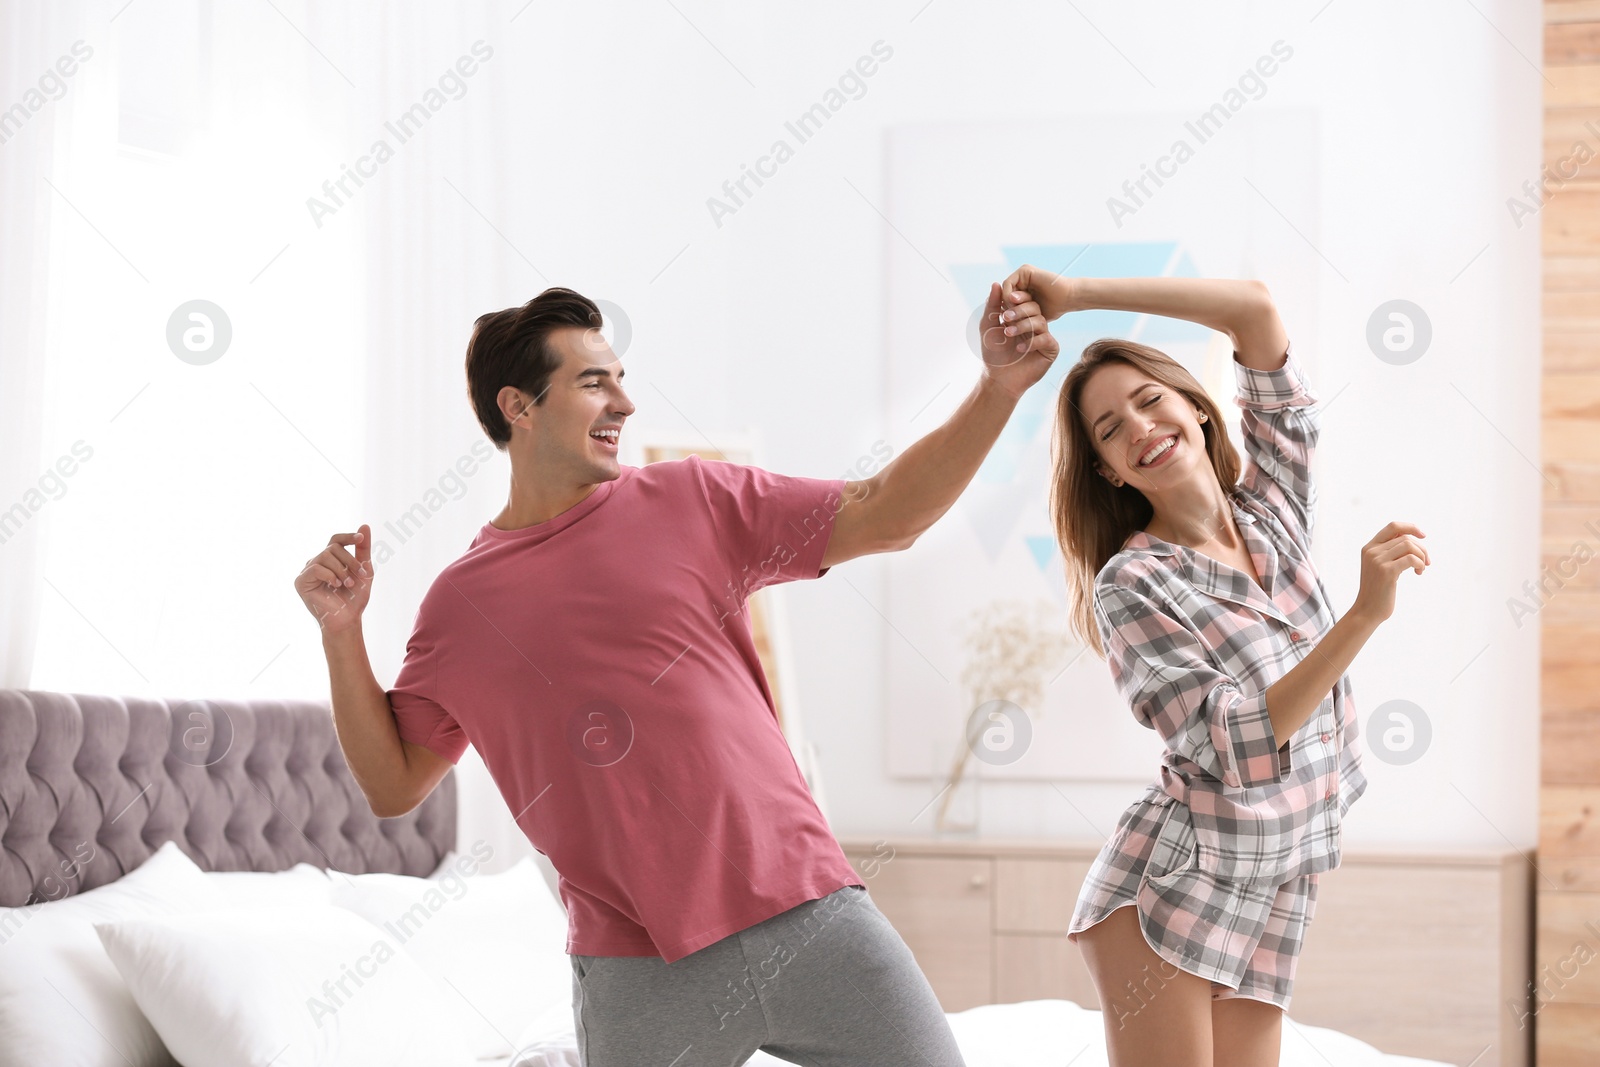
[1080,361,1207,490]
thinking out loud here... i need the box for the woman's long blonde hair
[1052,339,1242,658]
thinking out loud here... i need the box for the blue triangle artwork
[948,240,1214,599]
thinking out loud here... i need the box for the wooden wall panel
[1548,23,1600,64]
[1544,333,1600,373]
[1542,6,1600,1060]
[1545,186,1600,255]
[1541,786,1600,890]
[1546,63,1600,108]
[1536,1001,1600,1067]
[1549,2,1600,26]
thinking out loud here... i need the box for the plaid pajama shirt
[1067,341,1369,1011]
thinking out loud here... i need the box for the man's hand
[822,282,1056,567]
[998,264,1081,322]
[977,280,1059,400]
[295,525,374,633]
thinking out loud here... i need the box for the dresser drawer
[994,857,1091,933]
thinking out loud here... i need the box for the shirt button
[1321,732,1332,743]
[1289,630,1303,642]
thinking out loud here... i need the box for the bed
[0,691,1455,1066]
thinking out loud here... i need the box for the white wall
[19,0,1542,863]
[422,0,1540,853]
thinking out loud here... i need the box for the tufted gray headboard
[0,690,456,907]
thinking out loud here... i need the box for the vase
[934,747,981,838]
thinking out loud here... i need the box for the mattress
[489,997,1456,1067]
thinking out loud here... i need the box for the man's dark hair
[466,287,602,449]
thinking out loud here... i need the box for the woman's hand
[999,264,1082,322]
[1350,522,1429,625]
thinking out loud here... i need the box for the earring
[1197,413,1208,423]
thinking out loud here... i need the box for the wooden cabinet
[841,836,1532,1067]
[848,853,994,1010]
[990,856,1099,1008]
[841,840,1101,1013]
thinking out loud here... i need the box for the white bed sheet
[487,998,1455,1067]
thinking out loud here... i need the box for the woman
[995,266,1429,1066]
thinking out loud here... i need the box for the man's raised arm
[822,281,1059,568]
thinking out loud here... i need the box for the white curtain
[347,2,537,875]
[1,0,530,872]
[3,0,364,696]
[0,0,90,688]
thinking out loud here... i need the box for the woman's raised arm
[998,266,1289,371]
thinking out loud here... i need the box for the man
[294,283,1056,1065]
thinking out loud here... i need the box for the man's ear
[500,386,532,428]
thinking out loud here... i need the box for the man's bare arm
[822,377,1019,567]
[821,282,1059,568]
[297,525,450,818]
[321,626,451,817]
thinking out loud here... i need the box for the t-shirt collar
[476,468,632,544]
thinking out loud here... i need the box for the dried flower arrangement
[935,598,1076,833]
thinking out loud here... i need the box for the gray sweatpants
[569,885,967,1066]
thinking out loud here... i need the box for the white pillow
[330,856,570,1059]
[206,863,332,908]
[0,839,225,1067]
[94,905,479,1067]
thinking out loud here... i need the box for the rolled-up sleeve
[1096,581,1291,790]
[1234,341,1319,545]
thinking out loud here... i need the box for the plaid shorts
[1067,789,1319,1011]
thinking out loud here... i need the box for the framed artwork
[881,110,1322,784]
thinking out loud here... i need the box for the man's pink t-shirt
[386,455,862,962]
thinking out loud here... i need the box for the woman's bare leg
[1075,906,1214,1067]
[1210,996,1283,1067]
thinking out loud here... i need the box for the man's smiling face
[522,325,635,484]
